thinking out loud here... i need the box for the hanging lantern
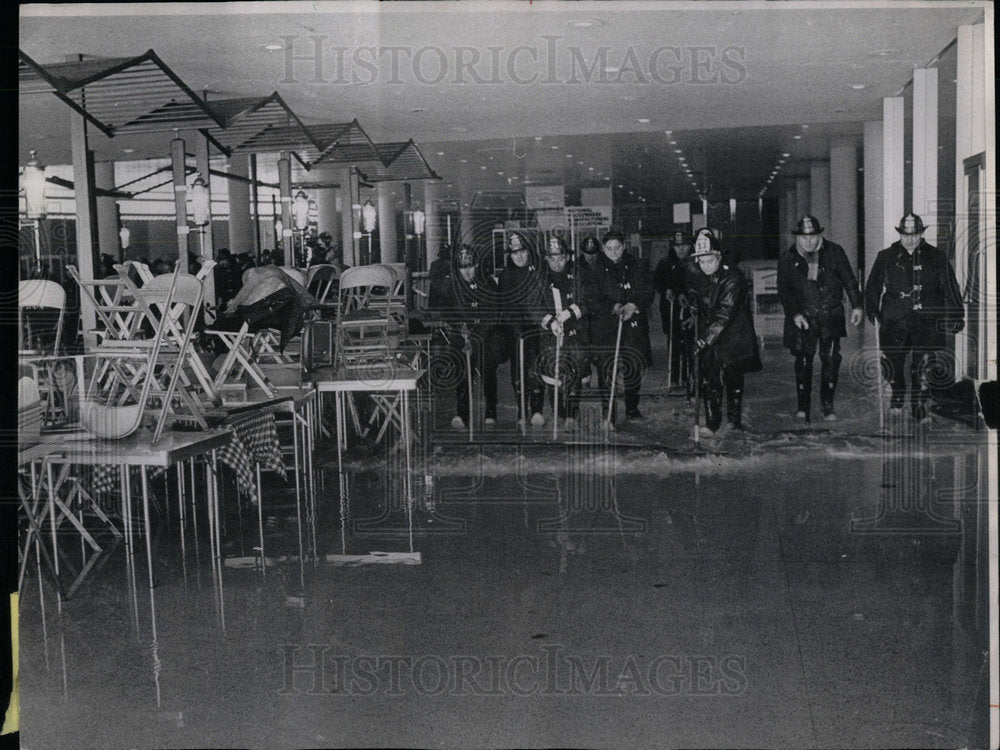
[293,190,310,231]
[413,209,425,236]
[119,225,131,250]
[23,150,47,219]
[274,217,284,237]
[729,198,737,222]
[190,173,210,226]
[362,199,378,233]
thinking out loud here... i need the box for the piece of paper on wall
[673,202,691,224]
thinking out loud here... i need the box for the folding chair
[20,280,70,424]
[333,264,397,372]
[306,264,340,315]
[80,271,212,442]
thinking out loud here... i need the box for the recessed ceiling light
[800,124,809,129]
[436,151,444,156]
[782,153,790,157]
[578,161,583,165]
[604,66,620,74]
[551,145,559,150]
[665,130,673,136]
[637,118,650,123]
[674,149,682,154]
[617,184,623,188]
[497,171,504,175]
[122,148,134,153]
[566,154,573,158]
[793,135,802,140]
[566,18,605,28]
[669,140,678,145]
[869,49,899,57]
[480,166,486,170]
[534,136,543,141]
[588,167,595,171]
[460,159,467,163]
[850,84,867,90]
[262,43,284,51]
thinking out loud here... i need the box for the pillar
[228,154,252,255]
[338,166,359,267]
[830,136,859,273]
[94,161,119,264]
[424,180,441,267]
[863,121,884,275]
[377,181,398,263]
[277,153,293,266]
[170,136,190,274]
[809,162,831,231]
[70,109,98,346]
[882,97,905,249]
[312,166,340,240]
[194,135,215,314]
[913,67,938,244]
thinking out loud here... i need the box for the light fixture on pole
[119,225,131,253]
[361,198,378,264]
[22,150,47,277]
[293,189,311,266]
[409,208,426,270]
[190,172,211,261]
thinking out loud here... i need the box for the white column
[424,180,441,267]
[277,154,294,266]
[170,137,190,274]
[830,136,859,274]
[70,110,98,346]
[94,161,119,263]
[338,166,359,267]
[194,135,215,311]
[863,120,884,276]
[913,68,939,244]
[809,162,831,231]
[313,167,340,241]
[377,182,398,263]
[228,154,252,255]
[882,97,905,249]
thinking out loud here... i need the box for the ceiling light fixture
[782,153,790,157]
[869,49,899,57]
[566,18,606,28]
[262,43,284,51]
[637,118,650,123]
[850,84,867,90]
[793,135,802,140]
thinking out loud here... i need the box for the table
[33,428,232,596]
[312,367,424,487]
[221,390,318,586]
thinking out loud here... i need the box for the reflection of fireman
[864,213,965,423]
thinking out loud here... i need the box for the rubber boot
[726,388,744,430]
[795,356,813,421]
[704,392,723,433]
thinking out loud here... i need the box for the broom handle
[606,315,624,429]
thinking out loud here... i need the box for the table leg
[46,459,59,582]
[141,466,155,590]
[291,409,305,589]
[256,462,265,578]
[404,388,414,554]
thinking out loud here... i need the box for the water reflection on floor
[19,432,990,749]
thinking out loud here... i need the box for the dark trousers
[879,328,935,413]
[793,329,842,414]
[508,327,545,418]
[446,330,503,423]
[700,350,745,430]
[596,345,646,417]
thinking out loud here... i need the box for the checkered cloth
[90,412,285,501]
[92,464,165,497]
[218,410,286,499]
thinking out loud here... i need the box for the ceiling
[19,1,985,205]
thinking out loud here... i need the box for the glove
[695,338,708,352]
[619,303,639,321]
[793,314,810,330]
[549,320,564,336]
[849,308,863,327]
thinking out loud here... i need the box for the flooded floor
[16,335,993,749]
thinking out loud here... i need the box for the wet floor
[17,329,994,748]
[18,432,991,749]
